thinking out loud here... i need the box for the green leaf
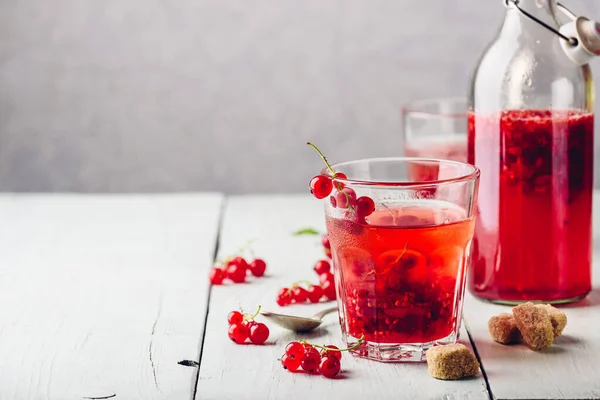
[292,227,320,236]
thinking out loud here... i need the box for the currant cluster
[227,306,270,345]
[280,341,342,378]
[209,255,267,285]
[307,142,375,218]
[276,259,336,306]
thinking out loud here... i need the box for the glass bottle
[468,0,594,304]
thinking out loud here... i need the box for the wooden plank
[0,194,223,400]
[196,195,489,400]
[462,194,600,400]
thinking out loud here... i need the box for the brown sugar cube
[512,302,554,351]
[535,304,567,337]
[427,343,480,380]
[488,313,521,344]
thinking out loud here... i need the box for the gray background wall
[1,0,599,194]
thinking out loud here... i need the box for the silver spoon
[260,306,338,332]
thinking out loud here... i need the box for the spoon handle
[313,306,338,321]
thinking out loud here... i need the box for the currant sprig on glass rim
[307,142,375,218]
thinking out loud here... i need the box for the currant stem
[293,280,314,288]
[244,305,262,321]
[307,142,336,176]
[213,238,257,266]
[300,335,365,352]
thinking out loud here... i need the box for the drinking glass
[402,97,467,163]
[324,158,479,362]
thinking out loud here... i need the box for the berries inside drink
[468,110,593,302]
[326,201,474,344]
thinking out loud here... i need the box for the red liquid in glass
[326,202,474,344]
[468,110,593,302]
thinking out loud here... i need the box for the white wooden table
[0,193,598,400]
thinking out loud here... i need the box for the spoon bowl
[260,307,338,333]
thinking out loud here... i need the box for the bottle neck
[501,0,560,38]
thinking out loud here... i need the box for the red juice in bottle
[468,110,593,303]
[326,201,474,345]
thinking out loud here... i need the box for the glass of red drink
[324,158,479,362]
[402,98,468,182]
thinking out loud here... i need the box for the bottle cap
[560,17,600,65]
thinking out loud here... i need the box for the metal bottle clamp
[505,0,600,65]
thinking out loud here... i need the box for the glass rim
[401,96,467,119]
[321,157,480,188]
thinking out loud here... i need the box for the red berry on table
[228,323,249,344]
[249,258,267,277]
[335,187,357,209]
[322,235,331,250]
[310,175,333,199]
[307,285,324,303]
[276,288,292,306]
[285,341,305,360]
[314,259,331,275]
[227,311,243,325]
[356,196,375,217]
[319,272,334,285]
[249,322,269,344]
[301,348,321,373]
[321,345,342,361]
[319,355,341,378]
[228,256,249,271]
[321,280,336,300]
[226,264,246,283]
[281,353,302,372]
[292,286,308,303]
[209,268,225,285]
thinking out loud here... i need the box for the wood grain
[196,195,489,400]
[462,196,600,400]
[0,194,222,400]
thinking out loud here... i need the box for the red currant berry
[321,280,337,300]
[249,258,267,277]
[314,260,331,275]
[281,353,302,372]
[226,264,246,283]
[319,355,341,378]
[228,323,248,344]
[292,286,308,303]
[335,187,357,209]
[301,348,321,373]
[322,235,331,250]
[320,345,342,361]
[356,196,375,217]
[249,322,269,344]
[228,256,249,271]
[276,288,292,306]
[209,268,225,285]
[285,342,305,360]
[330,196,337,208]
[227,311,243,325]
[310,175,333,199]
[333,172,348,189]
[319,272,334,285]
[307,285,324,303]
